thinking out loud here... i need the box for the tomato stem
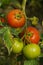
[22,0,27,18]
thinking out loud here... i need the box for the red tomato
[25,26,40,44]
[7,9,26,28]
[0,17,5,28]
[0,17,5,23]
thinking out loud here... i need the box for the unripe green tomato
[23,43,41,59]
[12,38,24,54]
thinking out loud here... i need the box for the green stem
[22,0,28,29]
[22,0,27,18]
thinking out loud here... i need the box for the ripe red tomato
[25,26,40,44]
[7,9,26,28]
[0,17,5,28]
[0,17,5,23]
[23,43,41,59]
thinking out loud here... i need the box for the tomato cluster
[7,9,41,59]
[0,9,41,59]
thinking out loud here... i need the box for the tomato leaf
[0,0,10,5]
[0,21,3,26]
[3,28,13,54]
[0,27,7,35]
[0,2,2,7]
[11,0,21,9]
[40,53,43,57]
[24,59,39,65]
[10,26,25,37]
[40,33,43,40]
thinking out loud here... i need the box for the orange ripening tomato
[7,9,26,28]
[25,26,40,44]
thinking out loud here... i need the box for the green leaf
[0,27,7,35]
[0,21,3,26]
[0,2,2,7]
[10,26,25,37]
[40,33,43,40]
[12,0,21,8]
[0,0,11,8]
[3,28,14,54]
[24,59,39,65]
[0,0,10,5]
[40,53,43,57]
[40,41,43,49]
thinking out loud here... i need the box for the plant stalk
[22,0,27,18]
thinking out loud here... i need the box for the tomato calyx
[26,32,33,37]
[25,32,33,43]
[15,13,22,20]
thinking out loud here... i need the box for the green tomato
[12,38,24,54]
[23,43,41,59]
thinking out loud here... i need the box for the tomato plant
[0,0,43,65]
[25,26,40,44]
[7,9,26,28]
[23,43,41,59]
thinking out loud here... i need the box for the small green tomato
[12,38,24,54]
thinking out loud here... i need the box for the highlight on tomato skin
[25,26,40,44]
[7,9,26,28]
